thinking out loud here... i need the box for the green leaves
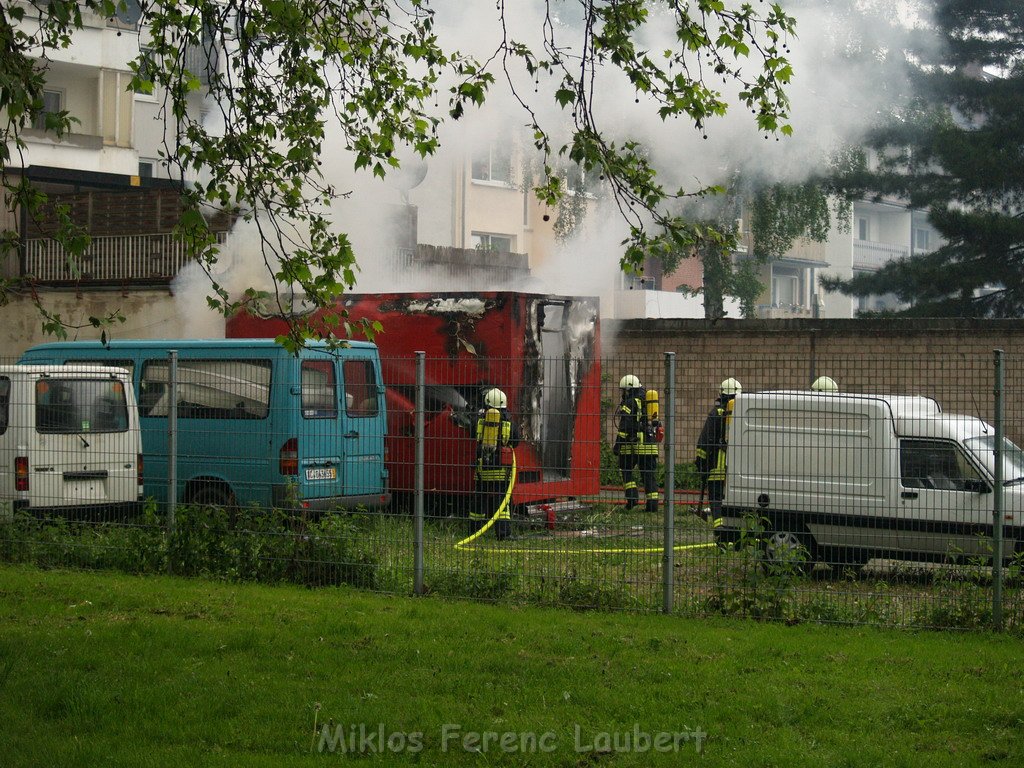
[823,0,1024,316]
[2,0,798,342]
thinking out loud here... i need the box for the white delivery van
[0,365,143,518]
[720,390,1023,566]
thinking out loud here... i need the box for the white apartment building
[0,3,948,358]
[814,197,941,318]
[0,3,228,356]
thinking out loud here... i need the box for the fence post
[663,352,676,614]
[167,350,178,575]
[993,349,1005,630]
[413,351,425,596]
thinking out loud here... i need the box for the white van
[720,390,1023,566]
[0,365,142,518]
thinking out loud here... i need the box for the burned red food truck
[227,292,602,514]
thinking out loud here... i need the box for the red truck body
[227,292,602,510]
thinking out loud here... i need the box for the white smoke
[173,0,924,327]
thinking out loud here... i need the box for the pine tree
[822,0,1024,316]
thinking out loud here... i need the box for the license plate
[305,467,337,481]
[64,481,106,500]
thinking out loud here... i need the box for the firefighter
[613,375,660,512]
[695,377,741,521]
[470,387,520,540]
[811,375,838,392]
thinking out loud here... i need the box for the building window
[857,217,869,241]
[138,161,154,178]
[771,265,803,307]
[32,90,63,131]
[471,142,512,184]
[564,163,602,195]
[472,233,513,253]
[913,227,930,252]
[134,48,158,96]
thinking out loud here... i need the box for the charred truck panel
[227,292,602,511]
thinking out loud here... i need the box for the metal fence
[1,348,1021,631]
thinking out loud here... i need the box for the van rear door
[30,373,137,510]
[297,357,346,505]
[339,356,387,504]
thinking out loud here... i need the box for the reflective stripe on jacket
[475,410,515,481]
[615,393,658,455]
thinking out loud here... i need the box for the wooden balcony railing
[23,232,229,285]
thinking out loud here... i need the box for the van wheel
[189,485,235,510]
[763,530,817,574]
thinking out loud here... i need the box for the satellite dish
[387,159,428,192]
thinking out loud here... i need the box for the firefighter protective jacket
[474,408,520,481]
[614,392,658,456]
[695,397,732,482]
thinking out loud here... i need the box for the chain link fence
[1,347,1021,631]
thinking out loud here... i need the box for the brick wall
[602,318,1024,449]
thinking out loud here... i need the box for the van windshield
[964,435,1024,484]
[35,378,130,434]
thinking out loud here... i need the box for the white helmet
[483,388,507,408]
[720,377,742,396]
[619,374,641,390]
[811,376,838,392]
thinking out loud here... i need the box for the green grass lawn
[1,564,1022,766]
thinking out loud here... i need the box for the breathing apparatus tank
[645,389,664,443]
[480,407,502,455]
[645,389,659,421]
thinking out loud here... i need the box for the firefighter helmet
[811,375,838,392]
[483,388,507,408]
[619,374,641,390]
[720,377,742,396]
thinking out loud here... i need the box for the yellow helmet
[619,374,641,390]
[720,377,742,396]
[811,376,838,393]
[483,388,507,408]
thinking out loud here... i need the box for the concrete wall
[0,290,222,361]
[603,318,1024,448]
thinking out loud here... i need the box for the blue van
[20,339,390,512]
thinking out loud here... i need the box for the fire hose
[454,449,719,554]
[453,449,518,550]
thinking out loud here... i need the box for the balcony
[758,304,814,319]
[852,240,909,271]
[392,244,530,284]
[23,232,229,286]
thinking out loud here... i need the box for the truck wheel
[763,530,817,574]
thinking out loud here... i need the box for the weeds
[0,504,1017,631]
[0,504,379,590]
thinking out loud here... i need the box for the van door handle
[901,491,918,499]
[344,431,359,439]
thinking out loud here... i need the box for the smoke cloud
[178,0,923,329]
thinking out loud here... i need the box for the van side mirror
[963,478,991,494]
